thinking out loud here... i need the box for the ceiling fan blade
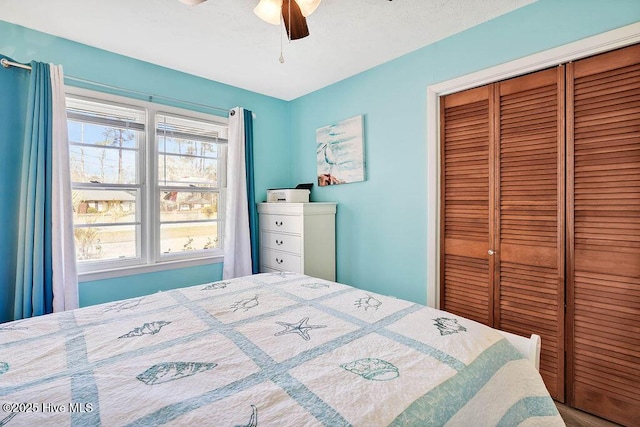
[179,0,207,5]
[282,0,309,40]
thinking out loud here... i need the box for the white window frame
[66,87,227,282]
[153,110,228,263]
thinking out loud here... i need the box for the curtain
[50,65,79,312]
[13,61,78,320]
[244,109,259,274]
[0,55,29,323]
[223,107,258,279]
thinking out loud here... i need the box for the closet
[440,43,639,426]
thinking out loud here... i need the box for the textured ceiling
[0,0,535,100]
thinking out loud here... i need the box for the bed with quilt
[0,272,563,426]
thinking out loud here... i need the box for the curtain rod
[1,58,232,115]
[1,58,32,70]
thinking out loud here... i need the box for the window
[156,113,226,257]
[66,90,228,278]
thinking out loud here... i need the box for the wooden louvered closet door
[440,85,495,325]
[441,69,565,401]
[495,67,565,402]
[441,42,639,424]
[566,44,640,426]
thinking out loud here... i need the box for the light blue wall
[79,263,223,306]
[289,0,640,304]
[0,20,291,308]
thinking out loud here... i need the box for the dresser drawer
[261,248,301,272]
[261,231,302,254]
[260,214,302,234]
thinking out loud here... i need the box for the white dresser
[257,202,336,281]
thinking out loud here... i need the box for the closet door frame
[427,23,640,309]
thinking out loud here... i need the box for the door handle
[488,249,495,255]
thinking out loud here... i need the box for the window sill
[77,255,223,282]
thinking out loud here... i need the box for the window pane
[160,222,219,255]
[158,136,218,157]
[72,189,137,224]
[156,113,228,142]
[158,154,218,187]
[67,97,145,131]
[75,225,138,261]
[160,191,218,221]
[68,120,139,149]
[70,144,138,184]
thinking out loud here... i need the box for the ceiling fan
[178,0,321,40]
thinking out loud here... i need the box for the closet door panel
[440,86,494,325]
[496,67,565,401]
[568,44,640,427]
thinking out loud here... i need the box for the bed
[0,272,563,426]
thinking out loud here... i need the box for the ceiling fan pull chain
[279,13,285,63]
[288,0,292,42]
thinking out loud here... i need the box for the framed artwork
[316,115,365,186]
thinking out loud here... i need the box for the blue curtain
[0,56,29,323]
[14,61,54,319]
[243,109,259,274]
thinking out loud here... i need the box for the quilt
[0,273,563,426]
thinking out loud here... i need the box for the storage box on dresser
[258,202,336,281]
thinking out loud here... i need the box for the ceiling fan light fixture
[178,0,207,5]
[254,0,284,25]
[294,0,321,17]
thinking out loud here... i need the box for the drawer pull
[275,221,283,227]
[275,258,284,264]
[275,239,284,245]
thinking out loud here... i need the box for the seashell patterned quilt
[0,273,564,426]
